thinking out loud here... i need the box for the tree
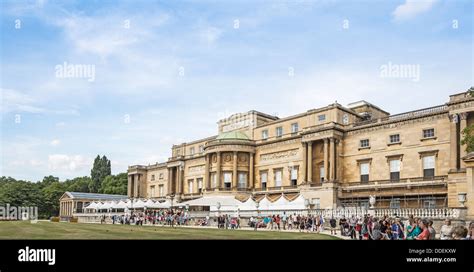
[65,176,91,193]
[461,125,474,153]
[89,155,111,192]
[99,173,128,195]
[41,182,67,217]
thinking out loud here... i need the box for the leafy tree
[41,182,67,217]
[89,155,111,192]
[461,125,474,153]
[99,173,127,195]
[65,176,91,193]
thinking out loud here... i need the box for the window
[238,172,247,189]
[262,130,268,140]
[274,169,282,187]
[150,185,155,197]
[318,114,326,121]
[190,147,195,155]
[188,179,194,193]
[159,173,164,180]
[312,198,320,209]
[360,162,369,182]
[158,185,164,197]
[276,127,283,138]
[211,173,217,188]
[197,178,203,193]
[423,155,435,179]
[199,145,204,153]
[291,123,299,134]
[319,166,325,182]
[224,172,232,189]
[423,198,436,209]
[261,172,268,189]
[389,198,400,209]
[389,134,400,144]
[423,129,435,139]
[290,167,298,186]
[360,139,370,148]
[389,159,401,181]
[151,174,155,181]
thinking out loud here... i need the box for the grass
[0,221,340,240]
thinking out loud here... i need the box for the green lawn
[0,221,339,240]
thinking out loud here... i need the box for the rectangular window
[261,172,268,189]
[151,174,155,181]
[423,198,436,209]
[423,129,435,138]
[390,198,400,209]
[197,178,203,193]
[423,155,435,179]
[211,173,217,188]
[159,173,164,180]
[224,172,232,189]
[319,166,325,182]
[276,127,283,137]
[290,167,298,186]
[190,147,195,155]
[238,172,247,189]
[318,114,326,121]
[150,185,155,197]
[262,130,268,140]
[188,180,194,193]
[199,145,204,153]
[274,169,282,187]
[389,159,401,181]
[360,139,370,148]
[291,123,299,134]
[158,185,164,197]
[389,134,400,144]
[360,162,369,182]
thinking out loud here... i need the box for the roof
[215,130,250,140]
[64,192,127,200]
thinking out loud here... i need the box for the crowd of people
[97,210,474,240]
[334,214,474,240]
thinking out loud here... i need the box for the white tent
[84,202,99,210]
[132,199,146,209]
[100,201,114,210]
[154,200,171,209]
[144,199,156,208]
[286,195,307,210]
[114,200,128,209]
[238,198,257,211]
[178,196,242,212]
[257,197,272,211]
[268,195,290,210]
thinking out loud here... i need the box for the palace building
[128,88,474,219]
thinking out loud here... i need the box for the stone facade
[128,87,474,219]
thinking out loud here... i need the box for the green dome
[216,131,250,140]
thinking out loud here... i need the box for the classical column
[134,174,139,198]
[307,141,313,183]
[301,142,307,183]
[177,166,182,194]
[329,138,335,181]
[232,152,238,190]
[324,138,329,181]
[204,153,210,190]
[460,112,469,169]
[449,114,459,170]
[167,169,172,195]
[216,152,221,189]
[249,153,254,189]
[127,175,132,197]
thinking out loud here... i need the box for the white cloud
[50,139,60,146]
[392,0,437,21]
[48,154,88,171]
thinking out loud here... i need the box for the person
[406,218,421,240]
[329,217,337,235]
[282,212,287,230]
[467,222,474,240]
[440,219,453,240]
[452,225,468,240]
[415,219,430,240]
[391,218,404,240]
[276,215,281,230]
[427,220,436,240]
[288,215,293,230]
[339,216,347,236]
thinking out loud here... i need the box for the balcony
[341,176,448,192]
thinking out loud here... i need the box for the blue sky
[1,0,472,182]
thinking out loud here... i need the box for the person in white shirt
[440,219,453,240]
